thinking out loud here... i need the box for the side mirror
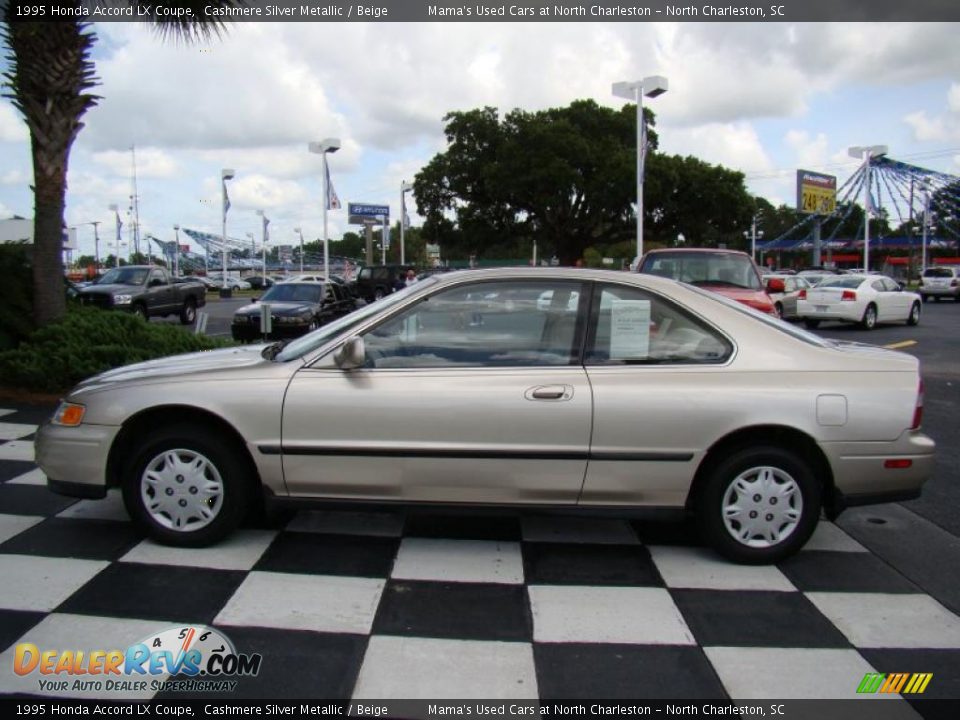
[334,336,365,370]
[766,278,785,293]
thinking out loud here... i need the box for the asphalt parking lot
[1,300,958,710]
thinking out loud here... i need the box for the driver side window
[362,280,584,368]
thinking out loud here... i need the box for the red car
[636,248,778,316]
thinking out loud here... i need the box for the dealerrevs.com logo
[857,672,934,695]
[13,626,262,694]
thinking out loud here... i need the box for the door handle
[525,385,573,401]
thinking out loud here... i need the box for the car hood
[80,283,139,295]
[234,301,315,316]
[72,344,271,393]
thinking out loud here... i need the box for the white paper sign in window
[609,299,651,359]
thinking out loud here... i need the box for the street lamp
[108,204,121,267]
[173,224,180,277]
[400,180,413,265]
[309,138,341,280]
[613,75,668,262]
[221,168,236,292]
[744,218,764,263]
[848,145,887,272]
[294,227,304,273]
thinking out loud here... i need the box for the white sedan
[799,274,921,330]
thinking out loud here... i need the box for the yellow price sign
[797,170,837,216]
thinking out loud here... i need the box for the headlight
[113,294,132,305]
[52,401,85,427]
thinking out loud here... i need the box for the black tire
[121,424,253,547]
[697,445,821,564]
[803,318,820,329]
[131,303,148,321]
[861,304,878,330]
[179,298,197,325]
[906,301,921,327]
[922,295,930,303]
[933,296,941,303]
[774,302,784,319]
[373,287,385,301]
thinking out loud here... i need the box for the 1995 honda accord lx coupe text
[36,268,934,563]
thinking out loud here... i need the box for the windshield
[98,268,148,286]
[818,276,864,289]
[261,283,323,303]
[639,252,762,290]
[275,277,439,362]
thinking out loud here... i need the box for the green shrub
[0,307,235,393]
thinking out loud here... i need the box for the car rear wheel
[861,304,878,330]
[774,302,783,319]
[907,301,921,326]
[374,287,385,301]
[698,446,820,564]
[122,424,252,547]
[131,303,148,321]
[179,298,197,325]
[803,319,820,329]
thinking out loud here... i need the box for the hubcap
[721,465,802,548]
[140,449,224,532]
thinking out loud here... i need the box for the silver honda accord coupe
[36,268,934,563]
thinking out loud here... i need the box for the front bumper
[35,421,120,497]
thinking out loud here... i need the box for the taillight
[841,290,857,301]
[951,279,958,287]
[798,289,807,300]
[911,378,924,430]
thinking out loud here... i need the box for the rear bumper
[920,287,959,298]
[822,430,935,514]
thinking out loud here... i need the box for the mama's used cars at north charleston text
[37,268,934,563]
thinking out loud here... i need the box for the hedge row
[0,307,234,393]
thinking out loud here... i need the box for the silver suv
[919,266,960,302]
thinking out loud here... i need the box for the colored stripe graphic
[858,672,932,694]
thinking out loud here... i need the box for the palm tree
[2,3,239,327]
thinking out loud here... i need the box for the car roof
[642,247,751,257]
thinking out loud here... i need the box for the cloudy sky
[1,19,959,259]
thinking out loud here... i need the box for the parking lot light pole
[173,224,180,277]
[309,138,341,281]
[613,75,668,263]
[221,169,235,292]
[108,204,120,267]
[400,181,413,265]
[257,210,268,281]
[294,227,304,273]
[848,145,886,272]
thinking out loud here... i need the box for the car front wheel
[698,446,821,564]
[122,424,252,547]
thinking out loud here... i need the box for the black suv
[353,264,416,303]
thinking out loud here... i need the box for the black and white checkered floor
[1,405,959,709]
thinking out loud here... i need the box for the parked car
[245,275,275,291]
[205,273,251,291]
[918,266,960,302]
[764,275,812,320]
[38,268,933,563]
[799,274,922,330]
[231,281,357,342]
[637,248,777,316]
[78,266,206,324]
[353,264,417,303]
[281,274,326,283]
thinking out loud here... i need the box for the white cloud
[785,130,830,169]
[92,148,180,178]
[663,122,773,175]
[904,83,960,143]
[0,102,28,143]
[1,170,27,186]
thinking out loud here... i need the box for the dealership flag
[325,162,341,210]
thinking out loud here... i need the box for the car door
[147,269,175,312]
[870,278,897,321]
[580,282,735,508]
[280,278,592,504]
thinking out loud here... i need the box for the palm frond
[135,0,249,43]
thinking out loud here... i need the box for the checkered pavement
[0,405,958,710]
